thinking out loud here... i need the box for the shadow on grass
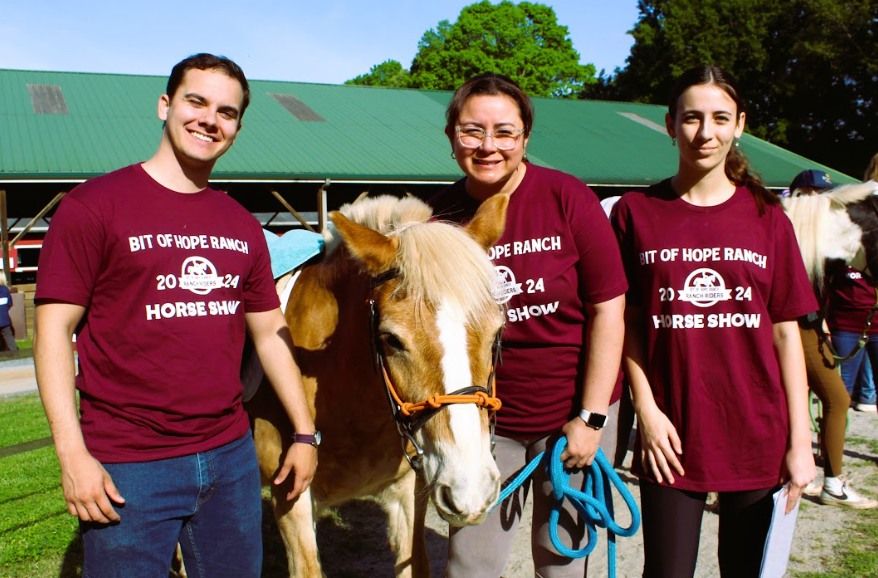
[263,497,449,577]
[59,530,82,578]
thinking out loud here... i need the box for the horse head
[319,193,508,526]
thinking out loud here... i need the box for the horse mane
[825,181,878,208]
[338,194,434,232]
[329,195,499,323]
[782,182,874,289]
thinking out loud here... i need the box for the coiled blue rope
[493,437,640,578]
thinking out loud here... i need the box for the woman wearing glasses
[430,73,627,578]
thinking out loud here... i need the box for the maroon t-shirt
[431,163,628,438]
[36,164,279,462]
[612,181,817,491]
[826,266,878,334]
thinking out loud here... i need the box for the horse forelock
[393,222,500,327]
[337,195,433,233]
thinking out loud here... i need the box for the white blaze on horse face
[430,299,500,525]
[436,300,480,440]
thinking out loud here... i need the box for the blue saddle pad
[262,229,324,279]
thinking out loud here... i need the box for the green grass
[845,435,878,456]
[0,339,33,360]
[792,430,878,578]
[0,392,50,446]
[794,509,878,577]
[0,393,79,577]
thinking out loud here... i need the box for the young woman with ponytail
[610,65,817,577]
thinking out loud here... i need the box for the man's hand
[60,449,125,523]
[273,443,318,502]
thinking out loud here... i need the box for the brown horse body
[248,194,509,576]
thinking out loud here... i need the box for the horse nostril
[437,484,463,516]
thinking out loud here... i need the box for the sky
[1,0,640,85]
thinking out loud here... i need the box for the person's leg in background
[831,330,866,399]
[856,337,878,411]
[801,329,850,482]
[0,325,17,351]
[820,331,878,508]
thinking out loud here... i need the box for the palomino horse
[247,193,509,576]
[782,180,878,291]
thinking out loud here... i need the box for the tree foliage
[347,1,595,97]
[593,0,878,176]
[345,60,411,88]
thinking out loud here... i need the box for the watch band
[578,409,607,430]
[292,431,322,448]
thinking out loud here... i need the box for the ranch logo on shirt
[492,265,523,304]
[678,268,732,307]
[488,235,562,322]
[178,256,224,295]
[127,232,250,321]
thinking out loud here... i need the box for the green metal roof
[0,68,856,188]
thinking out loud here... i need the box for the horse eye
[380,332,406,353]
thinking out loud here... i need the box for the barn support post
[270,190,315,232]
[317,179,330,233]
[9,192,66,247]
[0,189,9,283]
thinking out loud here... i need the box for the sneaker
[819,482,878,509]
[803,479,823,497]
[853,402,877,413]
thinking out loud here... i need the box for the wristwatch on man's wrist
[292,431,322,448]
[578,409,607,430]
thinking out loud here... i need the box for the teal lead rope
[493,438,641,578]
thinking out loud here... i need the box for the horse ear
[330,211,398,276]
[465,193,509,251]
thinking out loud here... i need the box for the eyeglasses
[455,126,525,151]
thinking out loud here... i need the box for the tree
[347,1,596,97]
[593,0,878,176]
[345,60,411,88]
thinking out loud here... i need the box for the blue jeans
[82,433,263,578]
[831,331,878,404]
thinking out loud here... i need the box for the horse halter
[367,280,502,471]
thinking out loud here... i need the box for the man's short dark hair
[166,53,250,120]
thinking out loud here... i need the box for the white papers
[759,486,800,578]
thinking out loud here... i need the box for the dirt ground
[270,409,877,577]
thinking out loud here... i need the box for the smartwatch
[578,409,607,430]
[292,431,322,448]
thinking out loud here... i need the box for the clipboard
[759,486,800,578]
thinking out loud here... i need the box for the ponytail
[725,145,777,215]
